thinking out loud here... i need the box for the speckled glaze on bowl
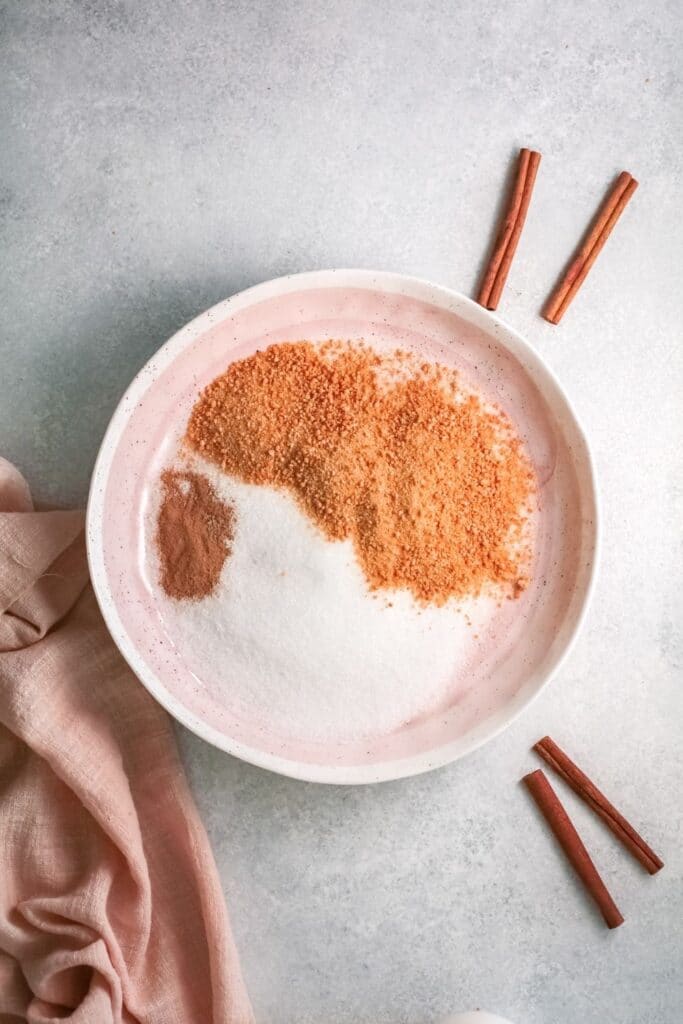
[87,270,598,784]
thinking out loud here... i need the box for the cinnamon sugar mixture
[179,340,534,605]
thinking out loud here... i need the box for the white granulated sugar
[149,456,497,744]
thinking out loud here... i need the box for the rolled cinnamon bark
[523,768,624,929]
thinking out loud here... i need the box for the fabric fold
[0,458,253,1024]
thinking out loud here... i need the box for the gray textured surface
[2,2,682,1022]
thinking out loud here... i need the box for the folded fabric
[0,457,253,1023]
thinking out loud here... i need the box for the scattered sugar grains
[185,340,535,605]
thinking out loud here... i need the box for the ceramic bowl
[87,270,598,783]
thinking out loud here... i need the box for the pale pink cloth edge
[0,457,254,1024]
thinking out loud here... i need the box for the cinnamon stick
[543,171,638,324]
[477,148,542,310]
[523,769,624,929]
[534,736,663,874]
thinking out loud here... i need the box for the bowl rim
[86,268,600,784]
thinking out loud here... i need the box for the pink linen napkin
[0,458,253,1023]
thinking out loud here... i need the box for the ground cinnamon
[156,469,235,600]
[186,341,535,606]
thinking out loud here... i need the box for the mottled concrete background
[1,2,682,1022]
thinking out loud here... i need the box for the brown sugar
[186,341,535,606]
[156,469,235,600]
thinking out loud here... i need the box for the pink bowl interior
[87,272,597,783]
